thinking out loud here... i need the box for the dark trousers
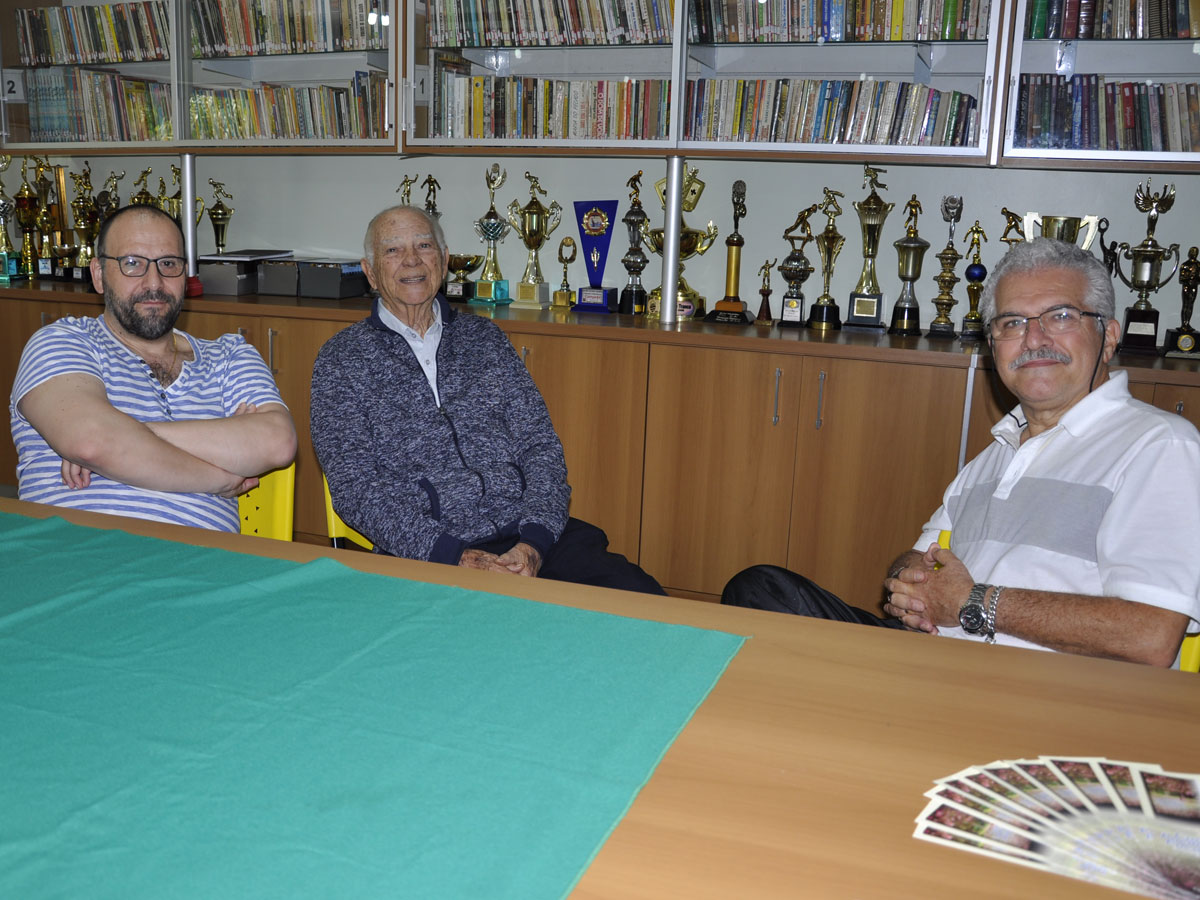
[470,518,666,595]
[720,564,904,628]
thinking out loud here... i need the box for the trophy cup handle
[1078,215,1099,251]
[1023,211,1042,240]
[194,196,205,226]
[506,201,524,237]
[546,202,562,237]
[697,220,719,256]
[1158,244,1182,290]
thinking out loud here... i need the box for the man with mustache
[10,205,296,531]
[723,238,1199,667]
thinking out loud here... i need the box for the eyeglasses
[100,254,187,278]
[988,306,1105,341]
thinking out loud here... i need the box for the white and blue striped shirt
[10,314,286,532]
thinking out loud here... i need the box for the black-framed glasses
[988,306,1105,341]
[100,254,187,278]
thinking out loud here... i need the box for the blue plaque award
[573,200,619,312]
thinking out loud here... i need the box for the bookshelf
[0,0,397,150]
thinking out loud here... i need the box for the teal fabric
[0,512,744,899]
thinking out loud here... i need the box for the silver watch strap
[985,586,1003,644]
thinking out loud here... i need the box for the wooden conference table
[4,498,1197,899]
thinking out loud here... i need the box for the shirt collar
[991,369,1130,449]
[377,299,440,339]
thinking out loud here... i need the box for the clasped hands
[459,542,542,578]
[882,544,974,634]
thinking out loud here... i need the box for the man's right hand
[458,548,511,573]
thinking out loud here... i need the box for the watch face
[959,605,986,634]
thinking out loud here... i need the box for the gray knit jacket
[310,296,569,564]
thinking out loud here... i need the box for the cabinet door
[788,357,966,609]
[1153,383,1200,431]
[511,333,648,562]
[174,310,262,347]
[640,345,800,597]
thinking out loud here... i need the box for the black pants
[470,518,666,595]
[720,564,904,628]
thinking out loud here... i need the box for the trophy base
[0,251,18,285]
[618,285,646,316]
[845,292,885,329]
[1120,306,1160,354]
[806,302,841,333]
[888,306,922,336]
[959,320,986,342]
[510,282,551,309]
[36,258,54,280]
[704,308,755,324]
[445,280,476,301]
[926,321,958,339]
[472,280,511,304]
[778,295,805,327]
[552,289,574,309]
[576,286,616,313]
[1164,328,1200,358]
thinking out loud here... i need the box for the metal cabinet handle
[521,346,529,365]
[1177,401,1185,416]
[267,327,279,375]
[772,368,782,426]
[237,326,248,338]
[815,370,826,430]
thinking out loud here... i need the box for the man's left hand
[883,544,974,633]
[496,542,543,578]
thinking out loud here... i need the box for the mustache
[130,288,178,306]
[1010,347,1071,369]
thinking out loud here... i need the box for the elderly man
[10,204,297,531]
[310,205,663,594]
[723,238,1199,667]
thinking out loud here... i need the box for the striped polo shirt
[10,314,285,532]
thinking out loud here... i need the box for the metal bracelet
[985,586,1003,644]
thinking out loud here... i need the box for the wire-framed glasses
[988,306,1105,341]
[100,254,187,278]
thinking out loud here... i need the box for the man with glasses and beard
[723,238,1199,668]
[10,205,296,531]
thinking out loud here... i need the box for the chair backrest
[322,474,373,550]
[238,462,296,541]
[939,531,1198,673]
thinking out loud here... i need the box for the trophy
[445,253,484,300]
[960,220,988,341]
[707,180,753,323]
[619,171,649,315]
[572,198,618,313]
[1111,180,1181,354]
[890,194,930,335]
[163,165,204,228]
[1022,210,1099,250]
[506,171,562,309]
[998,207,1025,247]
[0,156,15,283]
[1096,217,1121,277]
[643,167,718,319]
[927,195,963,339]
[206,179,235,254]
[847,164,894,329]
[473,163,511,303]
[755,258,777,326]
[553,237,576,308]
[396,173,418,206]
[31,157,59,279]
[130,167,156,206]
[1165,246,1199,358]
[14,159,40,278]
[422,174,441,219]
[778,203,817,328]
[806,187,846,333]
[95,169,124,222]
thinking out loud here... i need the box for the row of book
[1024,0,1200,38]
[426,0,672,46]
[191,0,387,56]
[1012,74,1200,152]
[682,76,979,145]
[13,1,170,67]
[429,69,671,138]
[189,71,387,138]
[687,0,991,42]
[22,67,173,142]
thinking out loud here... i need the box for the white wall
[40,153,1200,327]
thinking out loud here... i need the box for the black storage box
[258,258,300,296]
[297,258,369,299]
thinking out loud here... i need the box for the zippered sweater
[310,297,569,564]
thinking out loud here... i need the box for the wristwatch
[959,583,991,635]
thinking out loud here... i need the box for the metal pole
[181,153,198,276]
[659,155,685,326]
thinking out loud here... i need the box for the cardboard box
[258,259,299,296]
[298,258,369,299]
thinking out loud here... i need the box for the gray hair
[980,237,1116,327]
[362,205,447,264]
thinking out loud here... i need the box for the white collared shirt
[378,302,442,405]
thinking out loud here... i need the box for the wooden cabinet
[788,356,966,607]
[639,344,801,597]
[509,332,649,562]
[1152,383,1200,431]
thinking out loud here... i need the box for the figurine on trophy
[707,180,755,323]
[778,202,817,328]
[206,179,235,254]
[846,164,894,329]
[95,169,125,222]
[130,167,156,206]
[890,193,930,335]
[1112,179,1181,354]
[1164,246,1199,358]
[553,237,577,309]
[619,170,649,316]
[163,164,204,228]
[473,163,512,303]
[998,207,1024,247]
[1096,217,1121,277]
[806,187,846,333]
[397,173,418,206]
[926,195,964,338]
[643,166,718,319]
[422,174,442,219]
[506,171,562,309]
[959,220,988,341]
[755,258,777,326]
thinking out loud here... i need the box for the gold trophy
[643,167,718,319]
[998,207,1025,247]
[206,179,235,254]
[778,203,818,328]
[755,258,777,326]
[507,171,562,309]
[960,220,988,342]
[847,164,893,329]
[927,195,963,338]
[445,253,484,300]
[708,180,753,323]
[396,173,418,206]
[1165,247,1199,358]
[890,194,930,335]
[619,171,649,316]
[14,159,40,278]
[163,165,204,227]
[473,163,511,303]
[806,187,846,333]
[1112,179,1180,354]
[130,167,156,206]
[95,169,125,222]
[553,237,577,308]
[0,155,16,256]
[422,174,442,219]
[1022,210,1099,250]
[67,163,100,283]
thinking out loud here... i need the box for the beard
[104,283,183,340]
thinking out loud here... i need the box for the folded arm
[145,402,296,476]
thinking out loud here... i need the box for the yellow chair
[238,462,296,541]
[322,474,373,551]
[940,531,1199,673]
